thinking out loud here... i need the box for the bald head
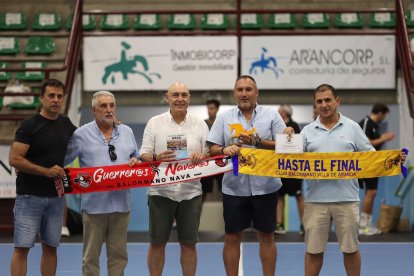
[166,82,191,117]
[167,82,189,95]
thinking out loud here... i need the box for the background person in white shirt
[139,82,209,276]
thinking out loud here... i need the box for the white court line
[238,243,244,276]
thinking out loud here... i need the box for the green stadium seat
[25,36,55,55]
[100,14,129,30]
[268,13,296,29]
[0,37,19,55]
[0,96,3,109]
[66,14,96,31]
[0,62,11,81]
[201,13,230,30]
[8,95,40,110]
[168,14,196,30]
[405,10,414,28]
[32,13,62,31]
[335,13,363,28]
[0,12,27,30]
[16,62,45,81]
[302,13,330,29]
[240,13,263,29]
[134,14,162,30]
[369,12,395,28]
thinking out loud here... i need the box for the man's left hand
[283,127,295,135]
[128,157,139,167]
[400,151,407,165]
[189,152,205,165]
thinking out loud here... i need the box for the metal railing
[396,0,414,118]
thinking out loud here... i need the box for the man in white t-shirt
[139,82,209,276]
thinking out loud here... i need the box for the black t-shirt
[359,116,381,150]
[15,114,76,197]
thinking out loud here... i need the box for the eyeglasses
[108,143,117,161]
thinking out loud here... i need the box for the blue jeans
[13,195,64,248]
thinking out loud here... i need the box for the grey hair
[92,91,115,107]
[279,104,293,117]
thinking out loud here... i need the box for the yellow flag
[238,148,402,179]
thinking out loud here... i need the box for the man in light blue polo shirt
[301,84,377,276]
[65,91,139,276]
[208,75,293,276]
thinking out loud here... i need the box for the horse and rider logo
[249,47,283,79]
[102,41,161,85]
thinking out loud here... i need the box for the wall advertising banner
[84,36,238,90]
[241,35,395,89]
[0,145,16,198]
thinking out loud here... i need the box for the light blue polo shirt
[207,105,286,196]
[65,121,138,214]
[301,113,374,202]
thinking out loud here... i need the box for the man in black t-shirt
[9,79,76,275]
[358,103,394,235]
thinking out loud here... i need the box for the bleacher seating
[240,13,263,29]
[0,12,26,30]
[32,13,62,31]
[0,62,10,81]
[268,13,296,29]
[134,14,162,30]
[201,14,230,30]
[7,95,40,110]
[336,13,363,28]
[369,12,395,28]
[25,36,55,55]
[100,14,129,30]
[302,13,330,28]
[0,37,19,55]
[15,62,45,81]
[66,14,96,31]
[406,10,414,28]
[168,14,196,30]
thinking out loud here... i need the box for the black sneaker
[299,224,305,235]
[274,223,286,234]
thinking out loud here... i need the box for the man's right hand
[222,145,240,157]
[156,150,176,161]
[45,165,66,178]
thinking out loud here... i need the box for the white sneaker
[61,226,70,237]
[359,226,382,236]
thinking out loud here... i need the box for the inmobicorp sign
[84,36,238,90]
[242,35,395,89]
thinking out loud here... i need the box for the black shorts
[358,178,378,190]
[222,192,278,233]
[201,173,223,193]
[279,178,303,196]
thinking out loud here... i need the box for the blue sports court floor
[1,237,414,276]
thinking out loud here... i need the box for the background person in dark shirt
[275,104,305,235]
[9,79,76,276]
[358,103,395,235]
[201,99,223,203]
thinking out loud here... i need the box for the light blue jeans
[13,194,64,248]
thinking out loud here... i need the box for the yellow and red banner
[238,148,403,180]
[61,149,405,194]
